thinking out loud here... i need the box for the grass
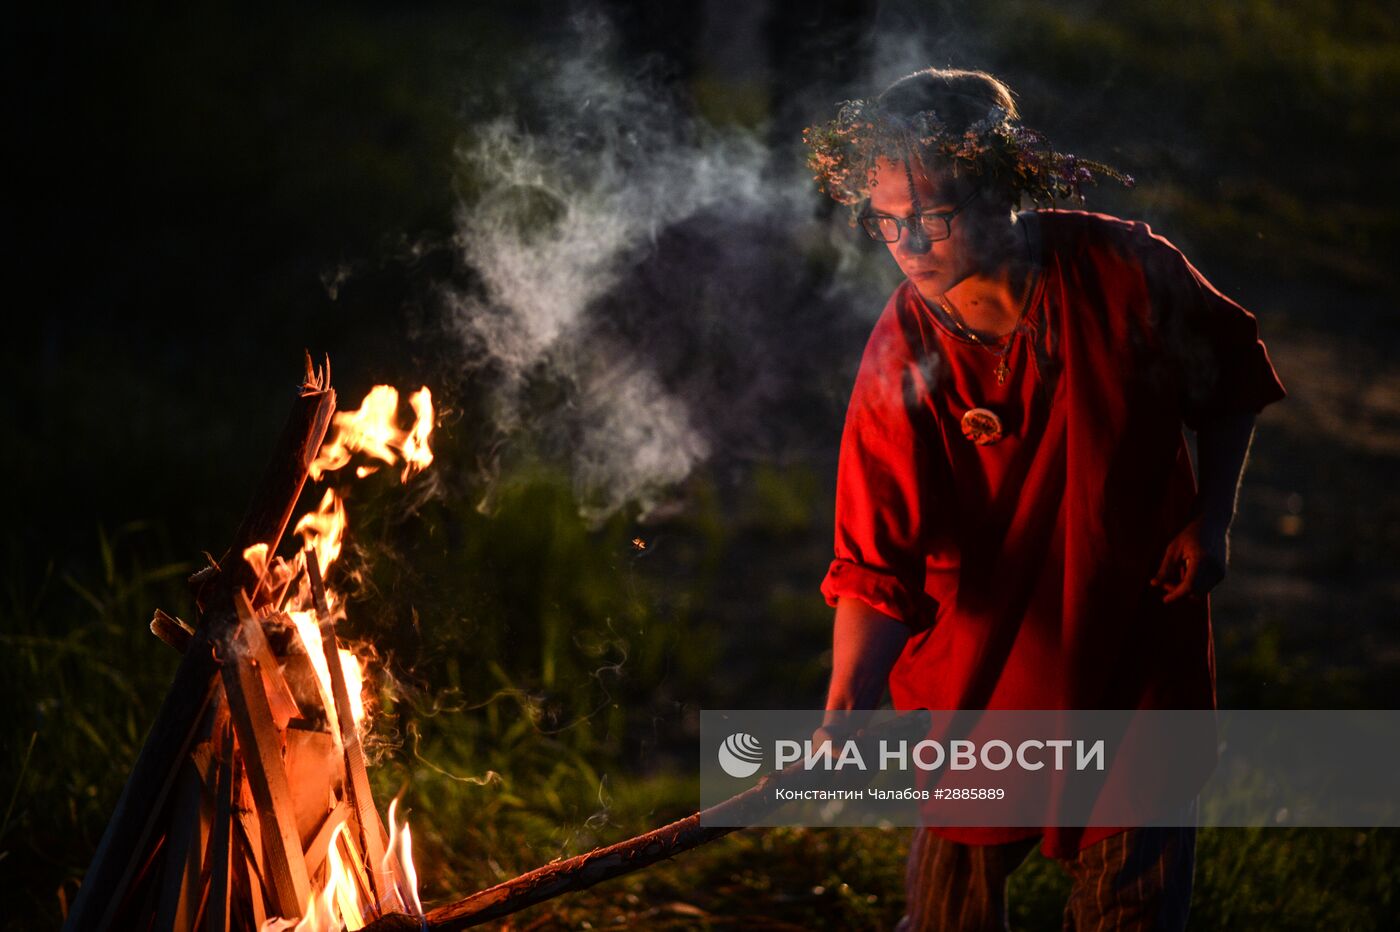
[403,824,1397,930]
[3,490,1396,930]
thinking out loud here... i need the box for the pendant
[961,407,1004,445]
[995,357,1010,385]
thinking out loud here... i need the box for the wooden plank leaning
[304,547,395,916]
[223,591,312,919]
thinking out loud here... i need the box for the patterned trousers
[896,809,1196,931]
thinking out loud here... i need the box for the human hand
[809,712,880,793]
[812,709,872,751]
[1150,514,1228,604]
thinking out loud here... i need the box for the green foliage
[0,524,190,925]
[958,0,1400,291]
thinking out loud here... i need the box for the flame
[382,799,424,919]
[286,610,366,738]
[285,382,434,735]
[314,821,347,931]
[329,824,365,930]
[399,823,422,917]
[255,381,432,930]
[382,798,401,879]
[263,822,359,932]
[263,796,422,931]
[308,385,436,482]
[294,489,347,576]
[244,542,271,579]
[401,387,435,481]
[339,648,365,726]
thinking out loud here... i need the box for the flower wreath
[802,98,1134,214]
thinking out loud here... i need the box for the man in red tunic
[806,70,1286,930]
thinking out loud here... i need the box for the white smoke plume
[441,11,825,523]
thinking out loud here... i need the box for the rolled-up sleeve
[820,297,941,628]
[1134,223,1288,431]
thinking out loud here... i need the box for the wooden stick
[334,832,369,929]
[223,600,313,919]
[234,591,301,729]
[304,800,351,880]
[152,708,217,931]
[234,843,269,930]
[151,609,194,654]
[305,548,395,913]
[66,377,335,932]
[205,726,235,932]
[231,768,266,895]
[403,814,737,930]
[364,717,929,931]
[111,830,167,930]
[80,680,216,929]
[275,566,306,612]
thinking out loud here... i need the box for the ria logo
[718,733,764,778]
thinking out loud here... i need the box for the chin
[908,274,949,299]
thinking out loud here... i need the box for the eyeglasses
[858,189,981,244]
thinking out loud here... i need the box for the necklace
[933,298,1019,385]
[932,222,1038,387]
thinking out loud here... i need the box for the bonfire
[65,358,870,932]
[65,359,431,931]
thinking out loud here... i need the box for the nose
[900,226,932,256]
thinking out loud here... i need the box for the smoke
[440,10,871,524]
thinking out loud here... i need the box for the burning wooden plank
[304,800,352,880]
[206,725,236,932]
[223,593,313,919]
[305,548,396,914]
[284,725,340,851]
[235,591,302,729]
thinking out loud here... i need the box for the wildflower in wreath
[803,95,1134,212]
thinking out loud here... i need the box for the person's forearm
[1194,411,1256,537]
[824,596,911,711]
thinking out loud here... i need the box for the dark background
[4,1,1398,928]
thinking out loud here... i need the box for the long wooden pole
[65,371,336,932]
[363,716,927,931]
[359,774,801,932]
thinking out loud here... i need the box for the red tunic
[820,210,1287,856]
